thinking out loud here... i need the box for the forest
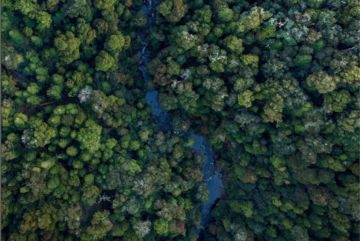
[1,0,359,240]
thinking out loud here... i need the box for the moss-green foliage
[2,0,359,240]
[76,119,102,153]
[95,50,115,72]
[145,0,360,240]
[54,31,81,64]
[1,0,211,240]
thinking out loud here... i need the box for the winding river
[137,0,224,237]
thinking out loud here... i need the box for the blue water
[137,0,224,234]
[190,134,224,229]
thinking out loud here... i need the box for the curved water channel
[137,0,224,237]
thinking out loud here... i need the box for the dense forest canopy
[1,0,359,239]
[144,0,360,239]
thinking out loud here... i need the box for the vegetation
[1,0,359,240]
[1,0,206,240]
[146,0,360,240]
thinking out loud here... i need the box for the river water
[137,0,224,236]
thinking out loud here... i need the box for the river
[137,0,224,237]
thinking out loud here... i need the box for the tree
[154,218,169,236]
[340,66,360,90]
[54,32,81,64]
[36,11,52,32]
[77,120,102,153]
[237,90,254,108]
[306,71,340,94]
[217,8,234,22]
[93,0,117,11]
[104,31,126,53]
[9,30,24,44]
[95,51,115,72]
[240,6,270,30]
[223,35,244,55]
[81,185,101,206]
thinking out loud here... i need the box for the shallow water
[137,0,224,235]
[190,134,224,229]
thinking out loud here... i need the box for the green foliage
[93,0,116,11]
[223,35,244,55]
[324,90,352,112]
[95,51,115,72]
[54,32,81,64]
[306,71,340,94]
[293,54,312,66]
[2,0,359,240]
[9,30,25,44]
[240,6,270,30]
[85,211,113,239]
[81,185,101,206]
[104,31,126,53]
[217,8,234,22]
[237,90,254,108]
[77,120,102,153]
[144,0,360,240]
[154,218,169,236]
